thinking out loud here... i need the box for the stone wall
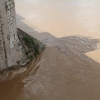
[5,0,21,67]
[0,0,45,70]
[0,11,7,69]
[0,0,22,70]
[5,0,18,49]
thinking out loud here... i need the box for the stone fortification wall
[0,11,7,69]
[0,0,44,70]
[0,0,22,70]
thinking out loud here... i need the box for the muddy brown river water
[1,0,100,100]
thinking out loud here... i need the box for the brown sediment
[1,37,100,100]
[0,50,44,82]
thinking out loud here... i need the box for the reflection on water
[0,0,100,100]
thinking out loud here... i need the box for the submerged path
[0,0,100,100]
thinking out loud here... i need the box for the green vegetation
[22,35,39,56]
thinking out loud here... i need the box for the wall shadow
[16,14,56,44]
[16,14,100,54]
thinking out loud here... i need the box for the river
[0,0,100,100]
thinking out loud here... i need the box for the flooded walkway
[1,0,100,100]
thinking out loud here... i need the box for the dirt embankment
[0,29,45,82]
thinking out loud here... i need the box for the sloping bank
[0,29,45,81]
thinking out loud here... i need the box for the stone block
[11,4,14,8]
[0,27,1,30]
[6,1,10,6]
